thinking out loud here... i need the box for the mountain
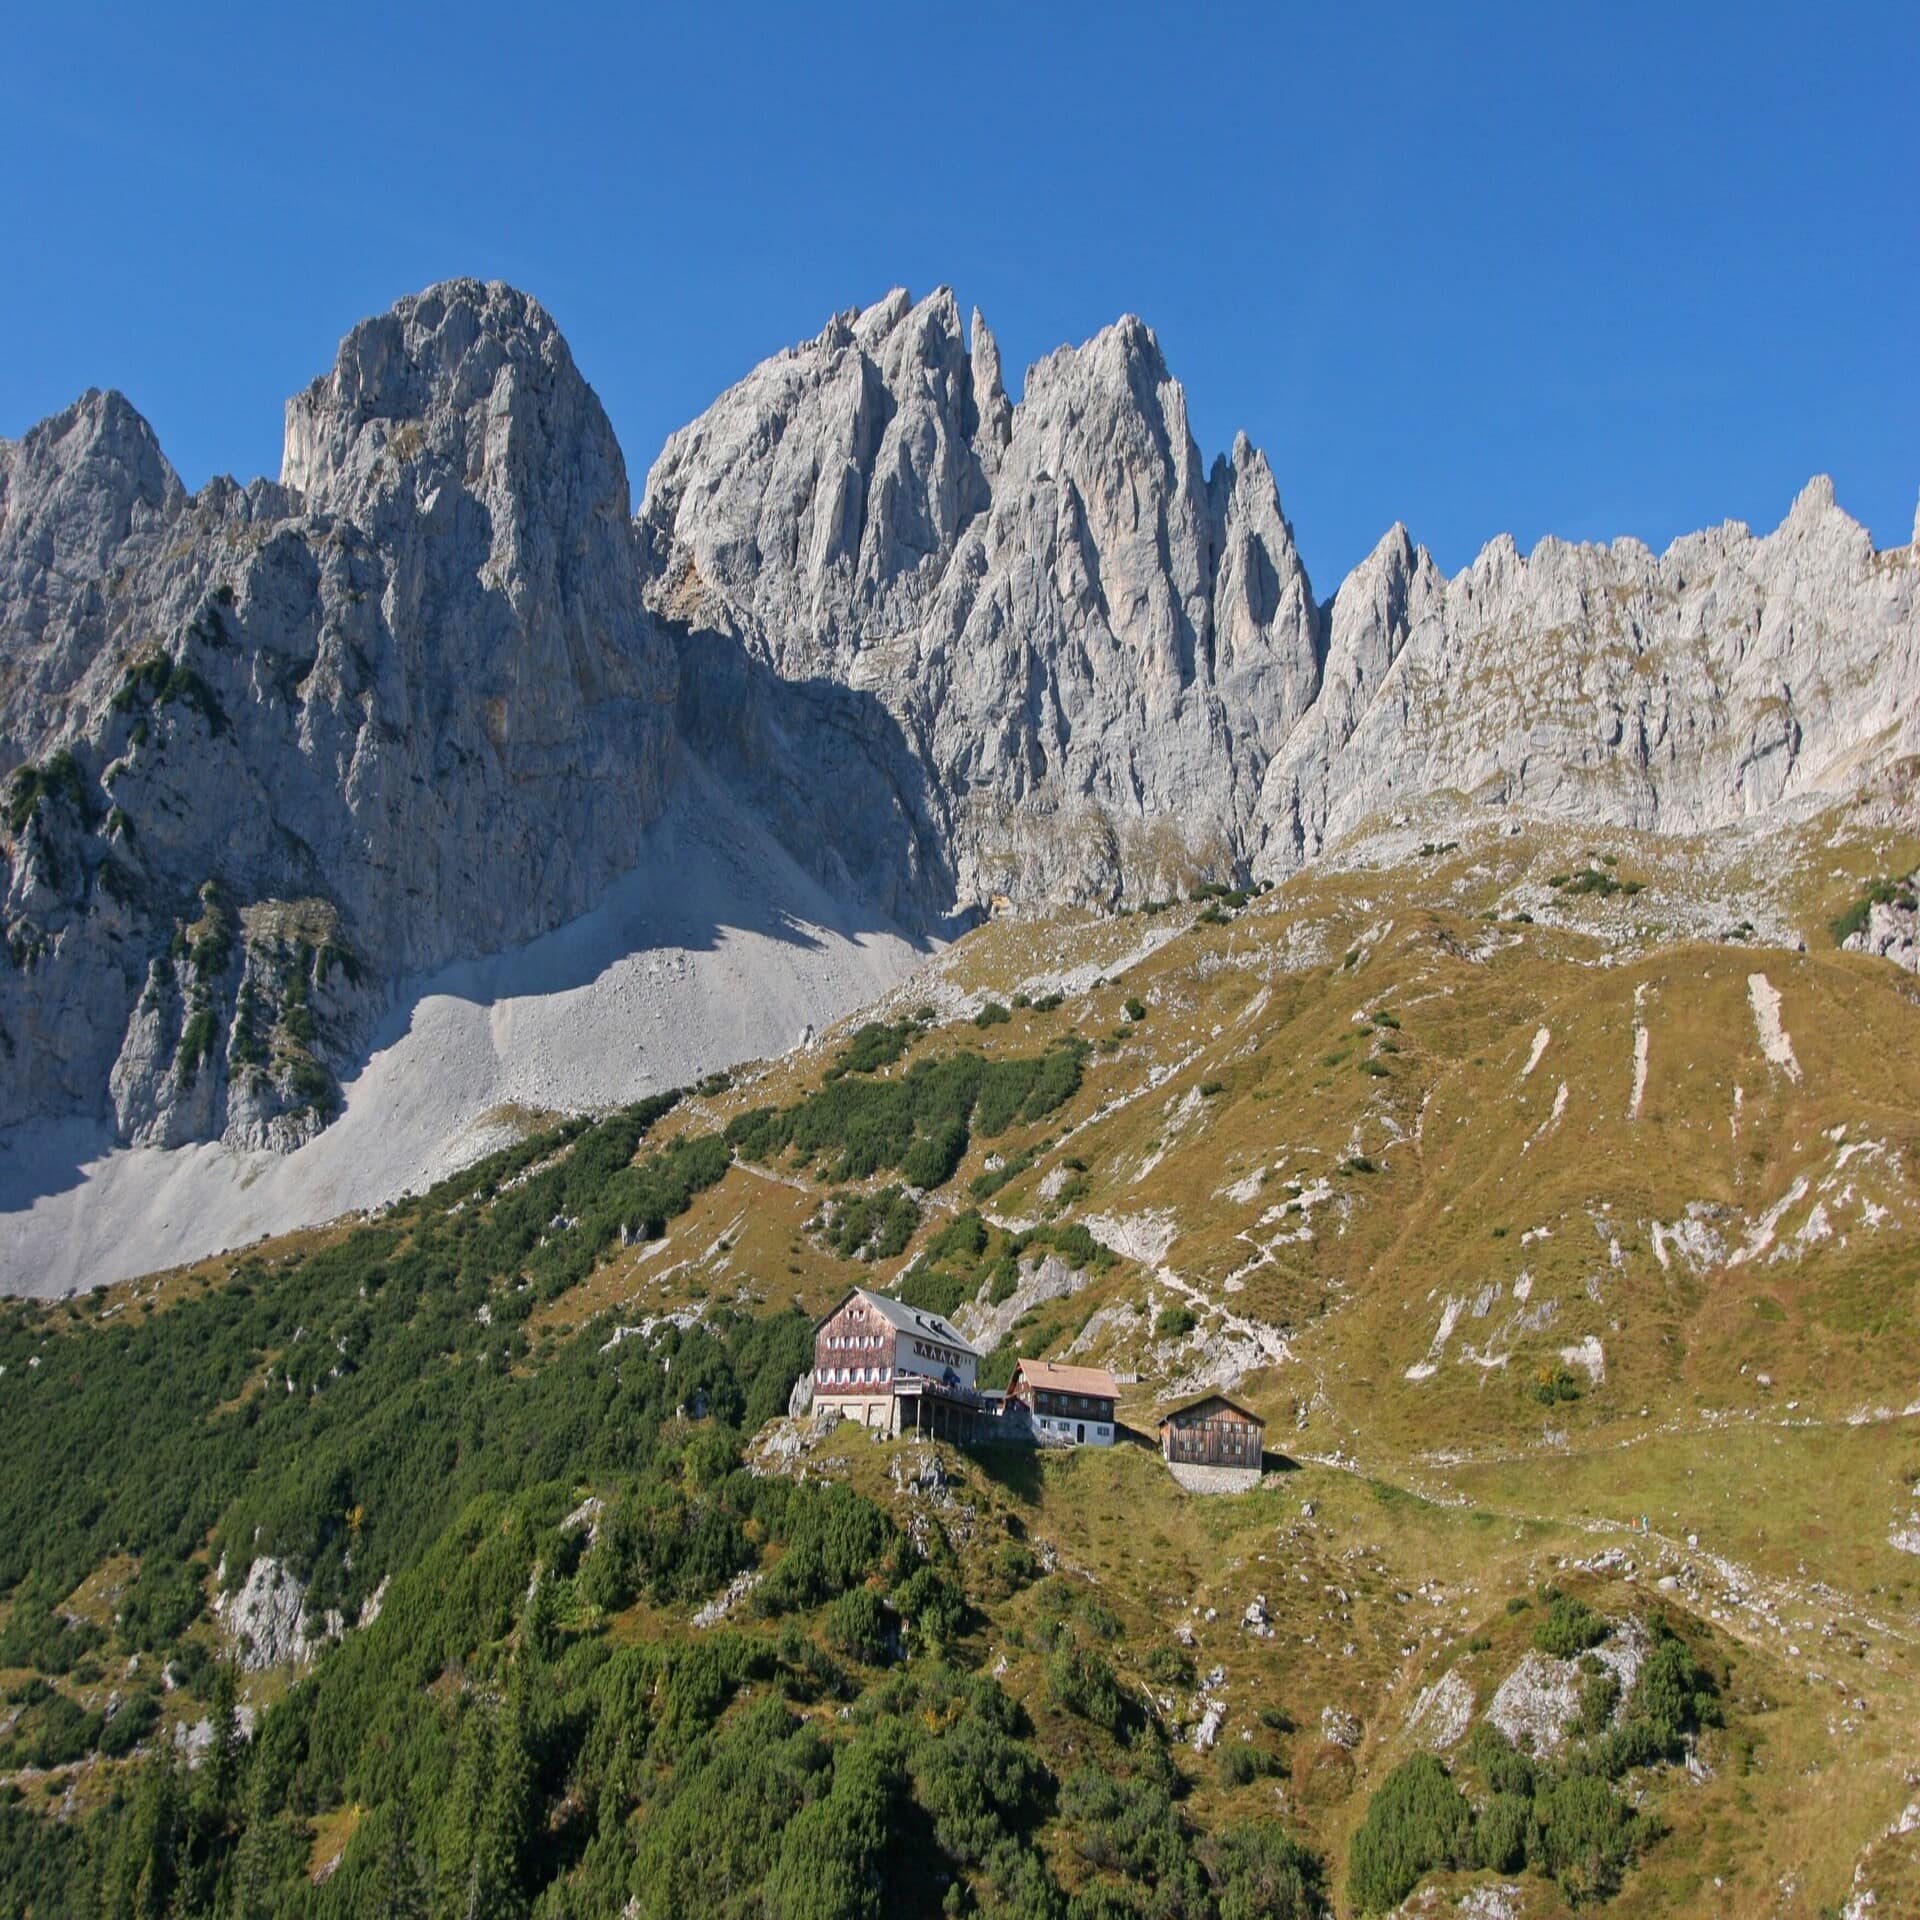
[2,276,1919,1912]
[1,283,673,1159]
[643,287,1920,907]
[2,277,1916,1222]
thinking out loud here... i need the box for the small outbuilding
[1158,1392,1264,1492]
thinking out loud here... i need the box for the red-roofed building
[1009,1357,1119,1446]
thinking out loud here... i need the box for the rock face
[1257,481,1920,870]
[644,289,1920,910]
[3,276,1917,1161]
[642,289,1322,910]
[1,281,673,1144]
[1842,871,1920,975]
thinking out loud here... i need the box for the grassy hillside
[1,792,1917,1917]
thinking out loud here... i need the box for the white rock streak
[1629,984,1650,1120]
[1747,974,1802,1084]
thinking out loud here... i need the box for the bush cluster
[1349,1618,1721,1909]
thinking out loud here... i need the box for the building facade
[1009,1358,1119,1446]
[812,1287,980,1435]
[1158,1392,1264,1491]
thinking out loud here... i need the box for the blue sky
[2,1,1914,585]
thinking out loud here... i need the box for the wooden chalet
[1157,1392,1264,1487]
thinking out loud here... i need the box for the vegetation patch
[727,1040,1086,1192]
[813,1184,920,1262]
[1831,873,1916,945]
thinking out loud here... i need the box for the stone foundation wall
[1167,1462,1263,1495]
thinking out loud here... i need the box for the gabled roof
[1013,1357,1119,1399]
[815,1286,981,1359]
[1157,1391,1262,1427]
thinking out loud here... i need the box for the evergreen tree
[434,1707,493,1920]
[198,1660,244,1831]
[101,1753,183,1920]
[473,1683,536,1920]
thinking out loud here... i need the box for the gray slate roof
[853,1287,980,1358]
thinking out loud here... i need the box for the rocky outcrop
[213,1555,315,1671]
[1841,871,1919,975]
[1,280,673,1143]
[1256,478,1920,869]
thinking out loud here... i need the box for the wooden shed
[1157,1392,1264,1486]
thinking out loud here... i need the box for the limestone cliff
[642,287,1919,909]
[0,281,673,1143]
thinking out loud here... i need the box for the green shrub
[816,1186,921,1260]
[969,1146,1036,1200]
[973,1001,1012,1028]
[97,1691,161,1759]
[1530,1772,1642,1902]
[1347,1753,1471,1913]
[1122,996,1146,1022]
[1044,1641,1129,1731]
[1530,1364,1583,1406]
[1474,1791,1532,1872]
[1576,1663,1621,1734]
[175,1005,219,1081]
[1591,1620,1721,1773]
[1534,1596,1609,1659]
[1155,1305,1197,1339]
[1205,1824,1323,1920]
[1461,1722,1536,1798]
[1831,875,1916,945]
[1215,1743,1277,1787]
[827,1020,915,1078]
[729,1041,1083,1192]
[823,1586,894,1665]
[1146,1642,1193,1687]
[890,1563,967,1650]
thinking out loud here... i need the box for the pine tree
[101,1753,183,1920]
[353,1803,429,1920]
[199,1660,244,1831]
[434,1706,492,1920]
[473,1683,535,1920]
[226,1769,287,1920]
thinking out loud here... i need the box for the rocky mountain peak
[281,278,622,519]
[1,277,674,1152]
[1,387,184,572]
[967,307,1012,459]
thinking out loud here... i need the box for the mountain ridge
[2,275,1915,1179]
